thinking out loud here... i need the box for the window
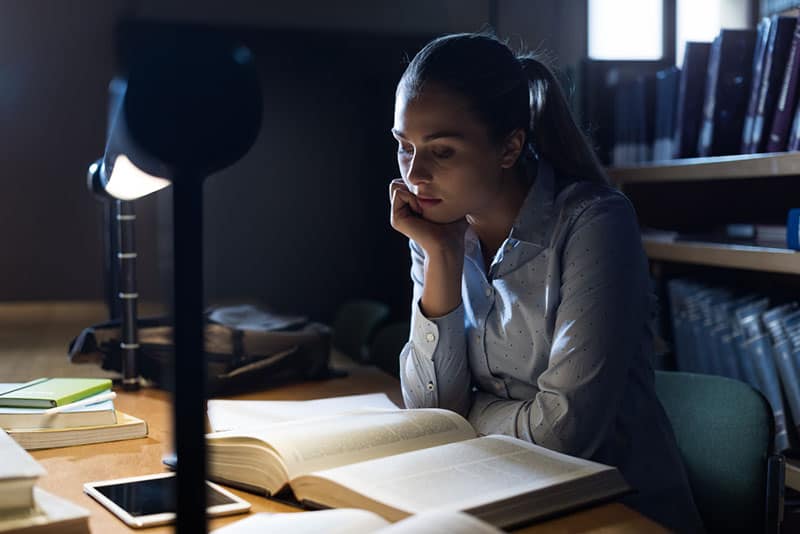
[676,0,750,66]
[588,0,663,60]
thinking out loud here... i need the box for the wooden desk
[31,365,667,533]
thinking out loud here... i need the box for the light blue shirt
[399,160,704,532]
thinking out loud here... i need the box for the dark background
[0,0,588,323]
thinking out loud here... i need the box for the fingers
[389,179,421,214]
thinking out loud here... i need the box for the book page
[210,509,388,534]
[211,409,475,480]
[377,510,503,534]
[207,393,399,432]
[294,435,615,519]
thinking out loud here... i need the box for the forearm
[420,246,463,318]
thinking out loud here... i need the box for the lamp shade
[101,27,262,198]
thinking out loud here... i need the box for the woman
[389,33,703,532]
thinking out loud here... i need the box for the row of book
[666,278,800,452]
[614,13,800,165]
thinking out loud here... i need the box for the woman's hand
[389,179,468,255]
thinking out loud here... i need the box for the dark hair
[399,32,608,185]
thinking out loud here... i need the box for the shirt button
[485,287,492,297]
[425,332,435,342]
[426,381,434,391]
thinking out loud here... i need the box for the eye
[397,143,414,157]
[431,147,454,159]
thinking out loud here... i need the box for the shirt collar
[464,159,555,260]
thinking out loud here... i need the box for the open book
[206,407,629,529]
[211,508,503,534]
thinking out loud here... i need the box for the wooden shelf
[642,238,800,274]
[609,152,800,184]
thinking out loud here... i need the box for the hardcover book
[746,15,796,153]
[673,42,712,158]
[206,408,629,529]
[742,17,773,153]
[0,384,116,429]
[767,17,800,151]
[697,29,757,157]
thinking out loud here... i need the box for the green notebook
[0,378,112,408]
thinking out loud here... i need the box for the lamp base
[120,377,141,391]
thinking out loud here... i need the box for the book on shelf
[0,384,116,430]
[767,17,800,151]
[666,279,798,452]
[0,487,89,534]
[653,66,680,161]
[697,29,757,157]
[742,17,773,153]
[211,508,504,534]
[674,41,712,158]
[0,428,45,515]
[0,378,111,409]
[7,410,147,450]
[206,408,630,529]
[745,15,796,154]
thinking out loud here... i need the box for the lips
[417,197,442,209]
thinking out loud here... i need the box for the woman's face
[392,83,508,224]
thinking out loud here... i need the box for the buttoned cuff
[410,297,465,362]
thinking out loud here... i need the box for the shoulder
[555,179,637,229]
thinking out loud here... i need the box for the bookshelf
[608,152,800,277]
[642,239,800,274]
[609,152,800,184]
[610,152,800,492]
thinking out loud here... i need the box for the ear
[499,128,526,169]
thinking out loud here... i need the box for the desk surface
[30,363,667,534]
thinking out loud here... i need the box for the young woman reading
[389,33,703,533]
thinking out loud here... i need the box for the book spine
[751,16,797,153]
[743,17,774,153]
[773,340,800,438]
[767,18,800,151]
[697,36,722,157]
[745,335,792,451]
[674,43,711,158]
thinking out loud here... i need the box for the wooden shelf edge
[642,239,800,274]
[609,152,800,184]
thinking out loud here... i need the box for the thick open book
[211,508,502,534]
[206,407,629,529]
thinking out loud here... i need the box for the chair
[654,370,784,534]
[368,321,410,377]
[331,299,390,362]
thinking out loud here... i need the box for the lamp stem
[117,200,140,390]
[172,178,206,534]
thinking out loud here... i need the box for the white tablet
[83,472,251,528]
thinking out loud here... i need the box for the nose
[405,153,432,187]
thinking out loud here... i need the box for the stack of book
[0,428,89,533]
[0,378,147,450]
[611,12,800,165]
[666,278,800,452]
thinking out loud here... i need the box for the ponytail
[400,33,608,187]
[518,55,609,185]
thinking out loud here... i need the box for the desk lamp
[93,29,261,534]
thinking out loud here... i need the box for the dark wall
[1,0,588,323]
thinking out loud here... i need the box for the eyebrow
[391,128,466,142]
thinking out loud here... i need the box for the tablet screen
[95,475,235,517]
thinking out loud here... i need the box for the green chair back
[368,321,410,377]
[332,299,390,362]
[654,370,774,534]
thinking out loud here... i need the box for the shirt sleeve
[467,193,653,458]
[399,239,472,416]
